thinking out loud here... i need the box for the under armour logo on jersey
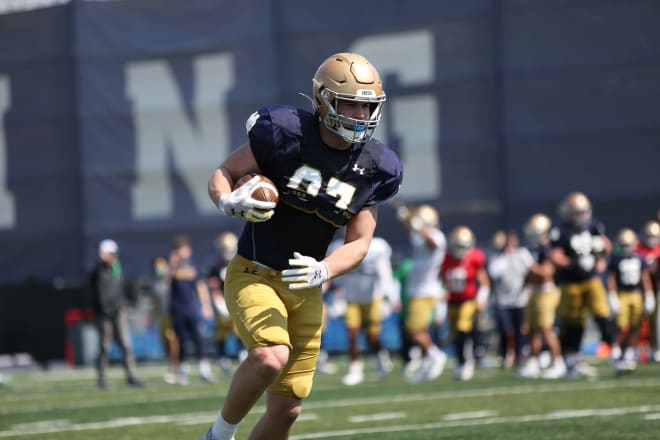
[352,164,366,175]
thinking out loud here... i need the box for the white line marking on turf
[4,377,660,416]
[349,412,406,423]
[443,410,498,420]
[289,404,660,439]
[642,413,660,420]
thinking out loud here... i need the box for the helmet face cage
[312,53,386,143]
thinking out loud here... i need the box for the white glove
[608,290,620,315]
[218,175,276,222]
[476,286,490,311]
[409,216,424,232]
[396,204,411,222]
[281,252,329,290]
[644,290,656,315]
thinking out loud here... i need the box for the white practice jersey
[406,228,447,299]
[488,247,534,308]
[328,237,395,305]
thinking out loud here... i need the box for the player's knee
[250,346,289,379]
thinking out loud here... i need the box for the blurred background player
[169,234,215,385]
[397,204,448,383]
[327,236,396,386]
[488,230,532,369]
[206,231,245,375]
[89,239,143,390]
[636,220,660,361]
[607,228,655,373]
[518,214,566,379]
[550,192,614,378]
[149,255,180,384]
[440,226,490,381]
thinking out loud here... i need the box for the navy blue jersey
[550,219,607,282]
[531,243,551,265]
[170,259,202,317]
[608,254,646,291]
[237,105,403,270]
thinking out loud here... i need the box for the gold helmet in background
[449,226,475,259]
[558,192,592,228]
[216,231,238,262]
[491,230,507,252]
[641,220,660,249]
[312,53,386,143]
[415,204,439,229]
[524,213,552,247]
[617,228,638,256]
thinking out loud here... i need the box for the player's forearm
[208,166,234,207]
[324,239,370,280]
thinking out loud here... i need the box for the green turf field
[1,356,660,439]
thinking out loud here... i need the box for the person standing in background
[441,226,490,381]
[328,236,396,386]
[488,230,532,369]
[89,239,144,390]
[169,234,215,385]
[149,255,180,384]
[636,220,660,361]
[206,231,245,375]
[397,204,448,383]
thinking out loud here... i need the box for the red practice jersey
[441,248,486,303]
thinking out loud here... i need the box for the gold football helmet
[216,231,238,262]
[524,213,552,247]
[415,204,439,229]
[312,53,385,143]
[641,220,660,248]
[491,230,507,252]
[558,192,592,228]
[449,226,475,259]
[617,228,638,256]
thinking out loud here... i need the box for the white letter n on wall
[126,53,234,219]
[0,75,15,229]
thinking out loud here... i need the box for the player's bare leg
[248,392,302,440]
[221,345,289,425]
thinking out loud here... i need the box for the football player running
[607,228,655,372]
[397,204,448,383]
[549,192,614,378]
[440,226,490,381]
[203,53,402,440]
[518,214,566,379]
[635,220,660,361]
[328,236,396,386]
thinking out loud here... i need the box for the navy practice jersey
[531,243,551,265]
[550,219,607,283]
[237,105,403,270]
[608,254,647,291]
[170,259,202,318]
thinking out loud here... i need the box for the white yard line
[349,412,407,423]
[289,404,660,439]
[443,410,498,420]
[4,377,660,416]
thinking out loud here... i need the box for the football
[234,173,279,204]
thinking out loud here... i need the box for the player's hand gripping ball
[218,174,278,222]
[234,173,279,205]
